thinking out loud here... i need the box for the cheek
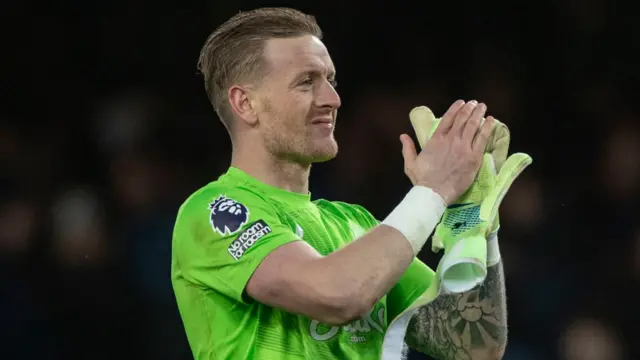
[282,96,312,129]
[262,92,312,132]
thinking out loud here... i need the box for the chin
[311,151,337,163]
[309,143,338,163]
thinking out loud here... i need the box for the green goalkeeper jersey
[171,167,435,360]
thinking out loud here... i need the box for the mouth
[311,117,334,125]
[311,118,334,131]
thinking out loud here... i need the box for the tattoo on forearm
[405,263,508,359]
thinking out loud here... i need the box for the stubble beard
[263,126,338,166]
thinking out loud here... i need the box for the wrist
[381,186,446,255]
[487,231,501,267]
[416,182,453,205]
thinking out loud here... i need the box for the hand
[400,100,495,205]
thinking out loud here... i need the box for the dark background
[1,1,639,359]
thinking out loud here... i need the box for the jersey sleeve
[172,186,302,304]
[386,259,435,321]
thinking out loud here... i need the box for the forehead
[263,35,335,76]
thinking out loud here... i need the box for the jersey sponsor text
[309,305,386,343]
[228,220,272,260]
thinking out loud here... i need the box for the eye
[300,78,313,86]
[328,79,338,88]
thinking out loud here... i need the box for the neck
[231,141,311,195]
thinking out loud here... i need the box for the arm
[247,187,446,325]
[405,261,508,360]
[247,225,414,324]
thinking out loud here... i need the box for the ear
[228,85,258,126]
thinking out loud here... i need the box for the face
[252,35,341,164]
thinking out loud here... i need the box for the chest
[280,205,366,256]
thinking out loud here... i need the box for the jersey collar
[225,167,312,205]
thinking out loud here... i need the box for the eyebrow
[311,64,336,75]
[293,68,337,83]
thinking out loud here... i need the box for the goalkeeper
[172,7,522,360]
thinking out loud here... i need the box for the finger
[434,100,465,136]
[399,134,418,171]
[472,115,496,153]
[450,100,478,137]
[462,102,487,145]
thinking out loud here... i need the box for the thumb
[496,153,532,186]
[400,134,418,168]
[480,152,532,224]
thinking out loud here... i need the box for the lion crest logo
[208,195,249,236]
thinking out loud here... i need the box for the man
[171,7,507,360]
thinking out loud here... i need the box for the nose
[316,81,341,110]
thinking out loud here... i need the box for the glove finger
[487,119,510,172]
[476,153,498,189]
[480,153,532,225]
[409,106,438,149]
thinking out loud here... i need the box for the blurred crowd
[1,1,639,360]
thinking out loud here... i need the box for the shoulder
[175,179,283,237]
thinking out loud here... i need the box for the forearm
[310,186,446,322]
[405,261,508,360]
[315,225,415,315]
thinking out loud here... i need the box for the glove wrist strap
[487,231,501,267]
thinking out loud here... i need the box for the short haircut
[198,8,323,131]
